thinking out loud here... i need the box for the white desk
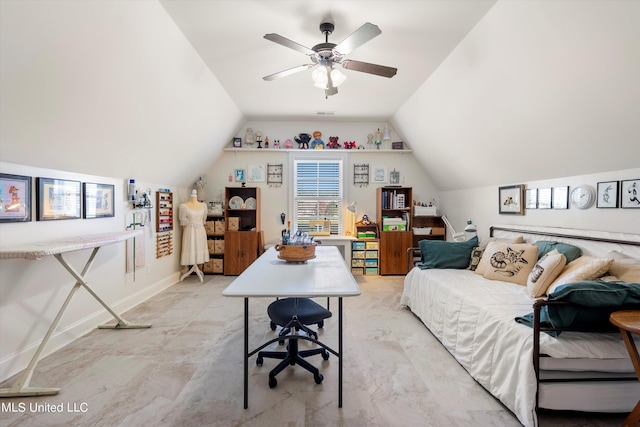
[223,245,361,408]
[0,230,151,397]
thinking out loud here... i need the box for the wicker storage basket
[274,243,316,263]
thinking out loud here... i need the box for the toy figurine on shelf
[294,133,311,149]
[284,139,293,149]
[311,131,325,149]
[273,139,280,149]
[327,136,340,149]
[264,136,269,149]
[344,141,356,149]
[375,128,382,149]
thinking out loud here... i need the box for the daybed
[400,225,640,427]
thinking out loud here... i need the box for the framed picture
[0,173,32,223]
[498,184,524,215]
[621,179,640,208]
[83,182,115,218]
[389,169,400,185]
[232,137,242,148]
[371,166,388,184]
[247,164,265,182]
[538,187,552,209]
[525,188,538,209]
[234,169,246,182]
[552,186,569,209]
[36,177,81,221]
[596,181,619,208]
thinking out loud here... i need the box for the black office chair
[257,298,332,388]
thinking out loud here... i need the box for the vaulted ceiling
[159,0,496,122]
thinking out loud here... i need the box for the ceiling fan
[263,22,398,97]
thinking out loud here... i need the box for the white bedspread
[400,267,632,427]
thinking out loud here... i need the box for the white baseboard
[0,273,180,383]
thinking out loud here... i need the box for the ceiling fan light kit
[263,21,397,97]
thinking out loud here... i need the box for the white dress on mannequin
[179,196,210,266]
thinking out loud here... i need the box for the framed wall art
[371,166,388,184]
[234,169,246,182]
[36,177,81,221]
[596,181,619,208]
[525,188,538,209]
[247,164,265,182]
[552,186,569,209]
[0,173,32,223]
[83,182,115,218]
[621,179,640,208]
[498,184,524,215]
[389,168,400,185]
[538,188,552,209]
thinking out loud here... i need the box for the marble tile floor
[0,274,628,427]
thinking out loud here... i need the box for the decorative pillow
[479,235,524,250]
[526,249,567,297]
[475,240,525,275]
[546,256,614,295]
[418,236,478,270]
[607,251,640,282]
[482,243,539,285]
[467,247,484,271]
[534,241,582,263]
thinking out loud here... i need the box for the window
[293,159,343,234]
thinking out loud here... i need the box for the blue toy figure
[311,131,325,150]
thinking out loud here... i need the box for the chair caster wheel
[314,373,323,384]
[278,339,285,346]
[270,321,276,331]
[269,377,277,388]
[256,356,263,366]
[318,320,324,328]
[322,350,329,360]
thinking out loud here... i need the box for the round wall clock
[570,185,596,209]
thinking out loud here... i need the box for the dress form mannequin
[179,189,209,282]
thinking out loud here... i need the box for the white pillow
[546,256,614,295]
[527,249,566,297]
[607,251,640,282]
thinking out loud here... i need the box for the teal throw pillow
[535,241,582,264]
[419,236,479,269]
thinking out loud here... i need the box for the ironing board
[0,230,151,397]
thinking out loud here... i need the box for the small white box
[413,227,432,235]
[414,206,437,216]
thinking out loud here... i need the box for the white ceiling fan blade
[263,64,315,81]
[334,22,381,55]
[264,33,315,55]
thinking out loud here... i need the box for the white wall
[440,167,640,242]
[393,0,640,191]
[204,121,439,244]
[0,0,243,382]
[0,0,244,188]
[0,162,194,381]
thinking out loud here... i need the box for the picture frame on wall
[620,179,640,208]
[371,166,388,184]
[247,165,265,182]
[596,181,619,208]
[0,173,32,223]
[234,169,246,182]
[525,188,538,209]
[83,182,115,219]
[36,177,81,221]
[552,186,569,209]
[538,188,552,209]
[498,184,524,215]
